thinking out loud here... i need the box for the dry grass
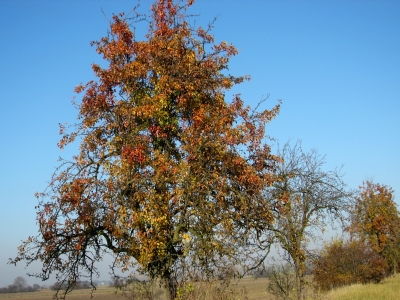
[233,277,272,300]
[0,279,272,300]
[115,278,271,300]
[321,274,400,300]
[1,274,399,300]
[0,286,117,300]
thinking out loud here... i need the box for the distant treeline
[0,277,112,294]
[0,276,41,293]
[51,280,95,290]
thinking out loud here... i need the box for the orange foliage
[312,239,389,290]
[348,181,400,273]
[11,1,280,299]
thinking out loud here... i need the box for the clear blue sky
[1,0,399,286]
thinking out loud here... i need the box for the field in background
[0,275,399,300]
[0,278,271,300]
[0,286,117,300]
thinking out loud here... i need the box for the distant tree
[257,141,352,300]
[33,284,41,291]
[7,285,18,293]
[10,1,280,299]
[348,181,400,274]
[13,276,27,292]
[111,275,129,288]
[24,285,34,292]
[0,278,30,294]
[51,281,68,291]
[75,281,90,289]
[312,239,389,290]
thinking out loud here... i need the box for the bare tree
[257,141,352,300]
[267,263,296,300]
[13,276,27,292]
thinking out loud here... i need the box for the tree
[312,239,389,290]
[266,263,296,300]
[13,276,27,292]
[348,181,400,274]
[33,284,41,291]
[10,1,280,299]
[257,141,351,300]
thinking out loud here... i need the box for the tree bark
[294,257,306,300]
[163,272,177,300]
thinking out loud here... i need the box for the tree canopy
[348,181,400,274]
[259,141,351,300]
[312,239,389,290]
[11,1,280,298]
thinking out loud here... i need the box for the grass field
[0,275,399,300]
[0,278,271,300]
[0,286,117,300]
[322,274,400,300]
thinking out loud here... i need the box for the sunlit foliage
[11,1,280,299]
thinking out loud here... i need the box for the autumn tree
[257,141,351,300]
[348,181,400,274]
[10,1,280,299]
[312,239,389,290]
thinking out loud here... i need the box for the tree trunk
[294,258,306,300]
[164,273,178,300]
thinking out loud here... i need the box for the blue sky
[0,0,399,286]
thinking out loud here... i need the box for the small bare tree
[267,263,296,300]
[13,276,27,292]
[257,141,352,300]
